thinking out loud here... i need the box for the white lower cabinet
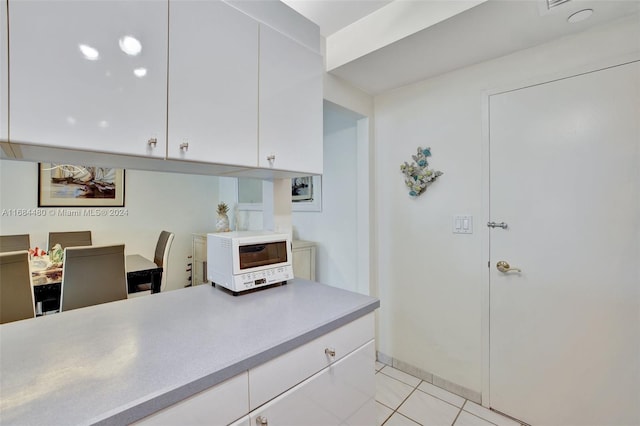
[192,234,208,286]
[249,341,376,426]
[291,240,316,281]
[135,314,375,426]
[229,416,251,426]
[134,373,248,425]
[249,313,374,409]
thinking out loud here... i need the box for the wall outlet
[453,215,473,234]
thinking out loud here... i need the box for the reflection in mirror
[237,178,262,204]
[237,176,322,212]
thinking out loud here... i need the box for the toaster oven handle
[240,245,266,253]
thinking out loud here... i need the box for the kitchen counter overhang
[0,280,379,425]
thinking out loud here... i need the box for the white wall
[374,15,640,394]
[226,102,367,294]
[292,102,360,292]
[0,159,221,291]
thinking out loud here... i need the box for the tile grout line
[377,363,522,426]
[415,382,469,411]
[450,406,463,426]
[382,365,472,412]
[377,368,475,426]
[460,400,507,426]
[381,378,422,425]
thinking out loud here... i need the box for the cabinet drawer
[249,313,374,410]
[249,340,376,425]
[229,416,251,426]
[134,372,248,426]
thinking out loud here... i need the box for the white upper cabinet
[259,25,323,175]
[168,1,258,166]
[8,0,167,157]
[1,0,8,142]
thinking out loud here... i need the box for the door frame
[479,53,640,408]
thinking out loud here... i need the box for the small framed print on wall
[291,175,322,212]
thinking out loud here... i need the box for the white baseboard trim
[376,351,481,404]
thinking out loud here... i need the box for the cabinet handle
[147,138,157,147]
[325,347,336,358]
[266,154,275,162]
[256,415,268,426]
[180,142,189,152]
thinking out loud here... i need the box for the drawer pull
[325,347,336,358]
[256,415,268,425]
[180,142,189,152]
[147,138,157,147]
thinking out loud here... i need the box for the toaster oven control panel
[232,265,293,292]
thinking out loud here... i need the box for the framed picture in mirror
[38,163,125,207]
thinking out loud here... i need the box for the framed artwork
[236,176,322,212]
[38,163,125,207]
[291,175,322,212]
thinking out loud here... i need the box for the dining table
[29,253,164,315]
[124,254,163,294]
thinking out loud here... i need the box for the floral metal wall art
[400,147,443,197]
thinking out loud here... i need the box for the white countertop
[0,280,379,425]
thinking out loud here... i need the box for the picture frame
[235,176,322,212]
[38,163,125,207]
[291,175,322,212]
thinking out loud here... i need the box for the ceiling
[283,0,640,95]
[281,0,393,37]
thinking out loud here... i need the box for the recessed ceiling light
[567,9,593,23]
[119,36,142,56]
[78,44,99,61]
[133,67,147,78]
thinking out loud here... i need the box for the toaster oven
[207,231,293,294]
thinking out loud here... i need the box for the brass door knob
[496,261,521,273]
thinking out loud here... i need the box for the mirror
[237,178,262,204]
[237,176,322,212]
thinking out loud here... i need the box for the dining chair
[134,231,174,293]
[60,244,127,312]
[0,234,31,253]
[48,230,92,250]
[0,250,36,324]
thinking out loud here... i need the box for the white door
[489,62,639,425]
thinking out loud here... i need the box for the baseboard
[376,351,481,404]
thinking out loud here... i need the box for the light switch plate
[453,215,473,234]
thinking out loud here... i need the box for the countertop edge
[93,298,380,425]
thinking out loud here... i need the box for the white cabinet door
[0,0,7,142]
[249,313,374,410]
[292,240,316,280]
[259,25,323,175]
[8,0,167,157]
[168,1,258,165]
[249,341,375,426]
[134,372,248,426]
[192,233,208,286]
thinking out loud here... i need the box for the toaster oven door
[238,241,288,270]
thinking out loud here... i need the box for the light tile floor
[375,362,523,426]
